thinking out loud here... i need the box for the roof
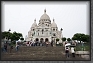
[40,9,50,20]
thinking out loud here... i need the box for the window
[33,29,34,31]
[38,33,39,36]
[32,34,33,36]
[53,29,55,31]
[42,29,44,34]
[53,34,56,36]
[46,30,48,31]
[46,24,47,26]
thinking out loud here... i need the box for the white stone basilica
[25,9,63,43]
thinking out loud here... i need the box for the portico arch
[36,38,39,41]
[40,38,43,41]
[45,38,49,42]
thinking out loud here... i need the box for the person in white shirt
[56,41,59,46]
[29,41,32,46]
[15,41,19,51]
[71,47,75,57]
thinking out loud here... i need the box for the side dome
[51,19,57,27]
[31,19,37,27]
[40,9,50,20]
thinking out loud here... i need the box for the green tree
[72,33,89,43]
[2,31,12,39]
[20,37,24,41]
[56,38,59,42]
[2,31,23,41]
[12,31,22,41]
[67,38,71,42]
[62,37,66,41]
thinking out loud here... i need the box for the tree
[82,35,89,42]
[62,37,66,41]
[12,31,22,41]
[20,37,24,41]
[72,33,89,43]
[67,38,71,42]
[56,38,59,42]
[2,31,23,42]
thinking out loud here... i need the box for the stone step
[1,46,86,60]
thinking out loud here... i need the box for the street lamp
[80,36,84,51]
[8,29,11,44]
[61,28,63,43]
[61,28,63,31]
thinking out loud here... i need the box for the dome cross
[44,9,46,14]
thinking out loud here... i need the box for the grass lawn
[75,42,90,51]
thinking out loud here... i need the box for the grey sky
[2,1,90,39]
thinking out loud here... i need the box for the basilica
[25,9,63,43]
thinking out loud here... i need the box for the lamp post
[61,28,63,31]
[8,29,11,44]
[80,36,83,51]
[61,28,63,44]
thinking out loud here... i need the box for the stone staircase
[1,46,86,60]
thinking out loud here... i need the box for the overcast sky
[2,1,90,39]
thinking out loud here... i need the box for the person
[26,41,29,46]
[65,46,69,58]
[65,41,67,44]
[10,45,13,53]
[56,41,59,46]
[4,42,7,52]
[71,47,75,57]
[1,42,4,52]
[32,41,35,46]
[46,41,49,47]
[35,40,38,46]
[29,41,32,46]
[33,40,36,46]
[51,40,53,47]
[15,41,19,51]
[38,41,41,46]
[40,40,42,46]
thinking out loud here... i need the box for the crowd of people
[1,41,19,52]
[1,40,76,58]
[25,40,54,47]
[1,40,54,53]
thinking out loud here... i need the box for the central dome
[40,9,50,20]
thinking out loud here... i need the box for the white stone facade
[25,9,63,43]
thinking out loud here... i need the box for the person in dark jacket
[51,40,53,47]
[65,46,69,58]
[4,42,7,52]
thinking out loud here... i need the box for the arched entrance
[45,38,48,42]
[36,38,39,42]
[40,38,44,43]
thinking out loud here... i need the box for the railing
[75,51,89,57]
